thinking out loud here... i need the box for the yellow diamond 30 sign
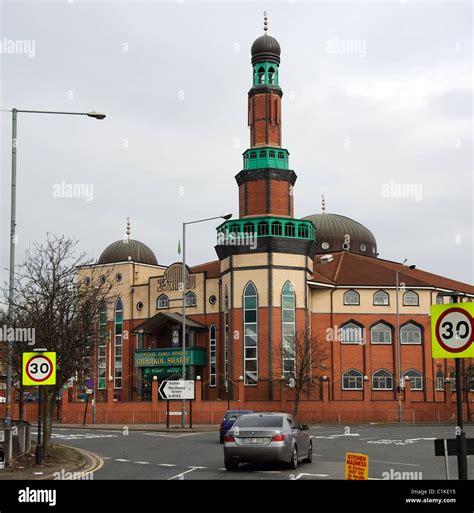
[22,352,56,386]
[431,303,474,358]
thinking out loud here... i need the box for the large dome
[98,239,158,266]
[251,34,281,65]
[302,213,378,257]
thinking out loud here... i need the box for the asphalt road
[41,424,474,480]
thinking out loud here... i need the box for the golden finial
[321,194,326,213]
[263,11,268,33]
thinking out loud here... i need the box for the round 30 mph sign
[431,304,474,358]
[22,352,56,386]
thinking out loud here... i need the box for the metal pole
[455,357,468,479]
[83,394,89,426]
[35,387,42,465]
[396,271,402,422]
[5,108,17,430]
[181,222,186,428]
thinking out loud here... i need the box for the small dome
[98,239,158,266]
[302,213,378,257]
[251,34,281,65]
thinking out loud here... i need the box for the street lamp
[4,108,106,429]
[395,262,416,422]
[180,213,232,427]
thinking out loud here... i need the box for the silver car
[223,412,312,471]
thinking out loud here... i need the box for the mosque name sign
[135,348,206,368]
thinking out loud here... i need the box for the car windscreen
[234,416,283,428]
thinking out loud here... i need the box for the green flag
[177,239,181,255]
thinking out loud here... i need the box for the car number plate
[243,437,265,444]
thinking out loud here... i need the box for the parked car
[223,412,312,471]
[219,409,253,444]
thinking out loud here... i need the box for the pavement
[29,422,474,480]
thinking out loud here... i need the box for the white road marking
[370,460,420,467]
[168,467,201,480]
[135,461,151,465]
[312,433,360,439]
[367,438,435,446]
[295,473,329,479]
[142,432,208,438]
[360,436,382,440]
[115,459,130,462]
[158,464,176,467]
[255,470,282,474]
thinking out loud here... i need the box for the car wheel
[288,445,298,470]
[302,441,312,463]
[225,457,239,471]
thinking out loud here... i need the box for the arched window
[257,66,265,84]
[243,282,258,385]
[344,290,360,305]
[436,370,445,391]
[258,221,269,236]
[373,290,389,306]
[340,321,364,344]
[403,369,423,390]
[342,369,363,390]
[372,369,393,390]
[281,281,296,377]
[403,290,419,306]
[268,66,275,84]
[114,298,123,389]
[98,302,107,390]
[284,223,295,237]
[243,222,255,235]
[370,322,392,344]
[185,291,197,307]
[400,322,422,344]
[272,221,282,236]
[209,325,216,387]
[157,294,169,309]
[224,286,229,383]
[449,370,457,391]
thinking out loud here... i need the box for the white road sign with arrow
[159,380,195,400]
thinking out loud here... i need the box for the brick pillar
[237,377,245,409]
[107,378,114,403]
[152,379,159,415]
[195,379,202,403]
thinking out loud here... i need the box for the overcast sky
[0,1,472,285]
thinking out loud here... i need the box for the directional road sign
[159,380,194,400]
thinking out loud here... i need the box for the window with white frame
[403,290,419,306]
[185,291,196,307]
[281,281,296,378]
[98,302,107,390]
[372,369,393,390]
[400,322,422,344]
[343,289,360,305]
[436,370,444,391]
[224,287,229,385]
[209,325,216,387]
[342,369,363,390]
[157,294,169,309]
[243,282,258,385]
[403,369,423,390]
[114,298,123,389]
[370,322,392,344]
[340,322,364,344]
[373,290,389,305]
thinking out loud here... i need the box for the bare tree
[275,328,327,418]
[1,234,114,455]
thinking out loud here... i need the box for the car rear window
[225,413,241,422]
[235,415,283,428]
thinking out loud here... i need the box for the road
[39,423,474,480]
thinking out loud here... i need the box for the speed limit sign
[431,304,474,358]
[22,352,56,386]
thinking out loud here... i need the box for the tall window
[344,290,360,305]
[373,290,389,305]
[98,302,107,390]
[257,66,265,84]
[449,370,457,391]
[372,369,393,390]
[342,369,363,390]
[403,290,419,306]
[403,369,423,390]
[340,322,364,344]
[209,325,216,387]
[400,322,422,344]
[157,294,169,309]
[371,322,392,344]
[436,370,445,391]
[268,66,275,84]
[282,282,296,377]
[185,291,196,307]
[114,298,123,389]
[243,282,258,385]
[224,287,229,385]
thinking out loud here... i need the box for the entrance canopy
[132,312,207,334]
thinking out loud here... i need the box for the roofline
[307,282,474,296]
[77,261,167,270]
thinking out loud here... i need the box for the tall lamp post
[4,108,106,429]
[395,263,416,422]
[181,213,232,428]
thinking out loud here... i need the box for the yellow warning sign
[431,303,474,358]
[22,352,56,386]
[345,452,369,480]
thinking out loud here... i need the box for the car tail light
[224,434,235,443]
[271,434,286,442]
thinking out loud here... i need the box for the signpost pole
[83,394,89,426]
[35,387,42,465]
[166,400,170,429]
[443,438,450,480]
[189,399,192,429]
[455,356,468,480]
